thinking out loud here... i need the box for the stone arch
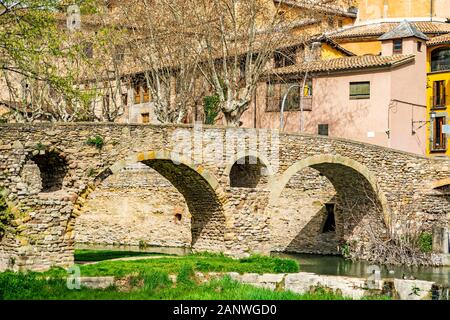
[224,151,275,177]
[269,154,391,228]
[430,178,450,190]
[69,150,230,253]
[21,148,68,193]
[225,151,274,188]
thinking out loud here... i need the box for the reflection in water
[273,253,450,285]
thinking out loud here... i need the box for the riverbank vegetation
[49,251,300,278]
[0,250,391,300]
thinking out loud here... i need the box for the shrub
[86,135,104,149]
[417,232,433,253]
[203,95,220,125]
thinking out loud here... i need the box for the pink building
[241,21,428,155]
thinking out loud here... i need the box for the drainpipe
[430,0,433,22]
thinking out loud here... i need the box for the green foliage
[86,135,105,149]
[203,95,220,125]
[35,142,46,151]
[0,193,14,239]
[176,264,195,286]
[417,232,433,253]
[0,272,352,300]
[142,271,172,293]
[44,251,300,279]
[87,168,97,177]
[340,243,351,258]
[410,285,421,297]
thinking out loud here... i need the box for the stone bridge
[0,123,448,271]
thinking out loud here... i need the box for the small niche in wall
[322,203,336,233]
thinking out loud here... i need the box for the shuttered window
[350,82,370,100]
[432,116,447,151]
[433,80,446,108]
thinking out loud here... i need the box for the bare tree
[338,180,443,266]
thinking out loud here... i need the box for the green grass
[46,252,300,278]
[0,271,350,300]
[74,249,169,262]
[0,252,391,300]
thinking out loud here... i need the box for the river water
[274,253,450,285]
[75,244,449,284]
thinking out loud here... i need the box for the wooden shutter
[350,82,370,99]
[143,85,150,103]
[134,84,141,104]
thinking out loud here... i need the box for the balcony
[431,95,448,110]
[266,96,313,112]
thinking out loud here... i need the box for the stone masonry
[0,123,448,271]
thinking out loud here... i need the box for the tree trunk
[221,99,250,127]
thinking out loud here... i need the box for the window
[133,82,150,104]
[433,80,446,108]
[393,39,403,55]
[327,16,334,28]
[431,47,450,72]
[350,81,370,100]
[143,85,150,103]
[318,124,329,136]
[141,113,150,124]
[134,83,141,104]
[274,48,296,68]
[417,41,423,52]
[432,116,447,151]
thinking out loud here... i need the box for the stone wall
[75,165,191,248]
[0,123,448,271]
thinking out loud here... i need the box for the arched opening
[431,47,450,72]
[21,151,68,193]
[74,152,226,254]
[229,156,267,188]
[429,180,450,254]
[268,156,389,258]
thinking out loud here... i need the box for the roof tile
[269,54,415,75]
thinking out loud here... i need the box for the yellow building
[427,34,450,156]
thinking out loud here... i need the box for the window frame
[431,47,450,73]
[393,39,403,55]
[431,116,447,152]
[349,81,371,100]
[318,124,329,136]
[433,80,447,109]
[141,112,150,124]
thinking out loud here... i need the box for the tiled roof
[273,0,357,18]
[269,54,415,75]
[328,22,450,40]
[378,20,428,41]
[427,33,450,47]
